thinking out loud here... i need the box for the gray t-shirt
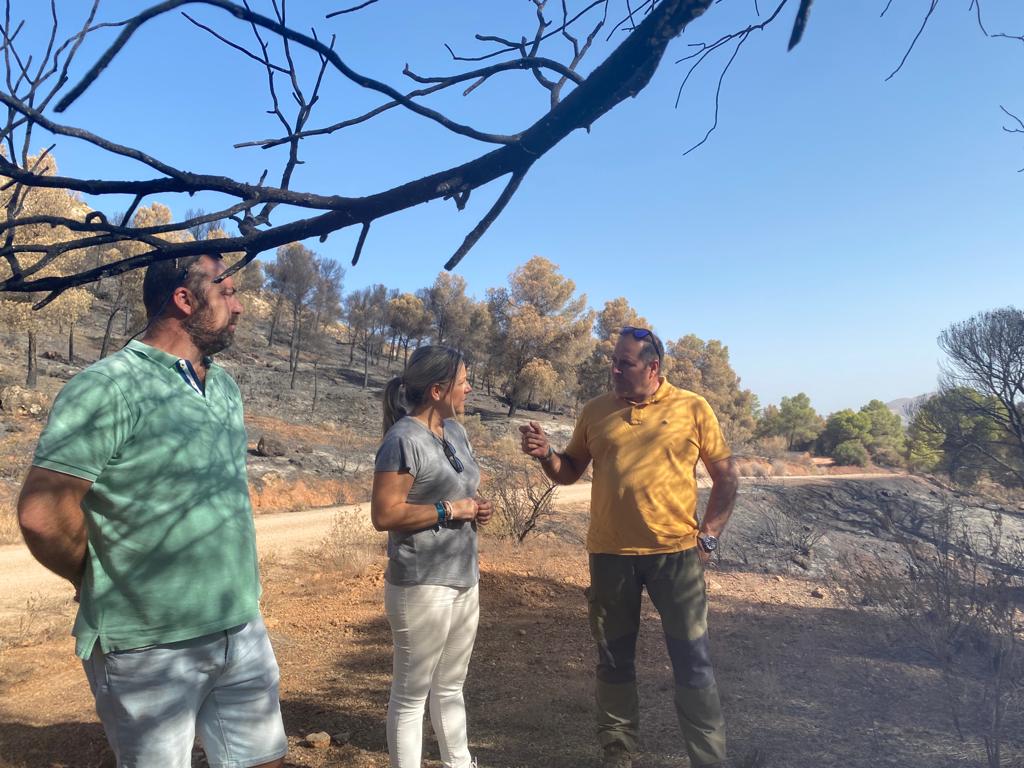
[375,416,481,587]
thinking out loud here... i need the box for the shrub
[311,508,383,577]
[753,435,789,459]
[486,443,556,543]
[832,439,869,467]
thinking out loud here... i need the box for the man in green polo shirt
[18,254,287,768]
[520,327,739,768]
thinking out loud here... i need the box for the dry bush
[845,508,1024,768]
[4,593,75,648]
[758,509,824,557]
[734,456,771,478]
[311,508,383,578]
[753,435,789,458]
[460,412,497,460]
[0,500,20,545]
[485,442,556,543]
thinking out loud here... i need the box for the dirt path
[0,476,903,623]
[0,483,596,626]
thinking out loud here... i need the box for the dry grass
[0,500,20,545]
[2,592,75,648]
[310,508,384,578]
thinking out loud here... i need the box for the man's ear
[170,286,196,316]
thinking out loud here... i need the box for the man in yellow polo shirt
[520,326,739,768]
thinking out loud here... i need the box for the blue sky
[17,1,1024,415]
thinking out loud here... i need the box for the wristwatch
[697,533,718,553]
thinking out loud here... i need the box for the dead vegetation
[310,508,384,579]
[0,501,19,546]
[485,443,557,543]
[844,507,1024,768]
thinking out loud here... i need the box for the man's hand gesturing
[518,421,550,460]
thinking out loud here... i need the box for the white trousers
[384,581,480,768]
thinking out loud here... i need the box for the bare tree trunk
[68,322,76,364]
[268,295,284,346]
[26,330,38,388]
[386,332,398,372]
[363,337,370,389]
[100,306,122,358]
[311,360,319,412]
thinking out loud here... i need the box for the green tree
[832,439,869,467]
[907,390,1013,485]
[818,409,871,458]
[756,392,824,451]
[938,307,1024,485]
[859,399,906,466]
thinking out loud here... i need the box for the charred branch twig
[445,167,530,270]
[55,0,518,145]
[2,0,717,298]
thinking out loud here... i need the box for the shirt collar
[126,339,216,375]
[622,377,672,407]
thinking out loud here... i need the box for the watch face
[700,535,718,552]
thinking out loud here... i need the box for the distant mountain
[886,394,932,424]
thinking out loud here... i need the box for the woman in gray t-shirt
[371,345,492,768]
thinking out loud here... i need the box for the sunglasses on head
[441,437,465,473]
[620,326,663,363]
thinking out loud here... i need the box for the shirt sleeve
[375,429,421,476]
[33,371,136,482]
[694,397,732,465]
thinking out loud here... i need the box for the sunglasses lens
[620,326,662,361]
[443,439,464,473]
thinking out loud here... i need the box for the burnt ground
[2,474,1023,768]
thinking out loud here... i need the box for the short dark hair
[620,326,664,367]
[142,254,222,320]
[637,333,663,366]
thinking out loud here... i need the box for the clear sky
[15,1,1024,415]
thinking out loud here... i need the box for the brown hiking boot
[601,743,632,768]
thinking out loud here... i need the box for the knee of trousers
[595,631,638,684]
[665,631,716,689]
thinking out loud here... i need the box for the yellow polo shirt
[564,379,731,555]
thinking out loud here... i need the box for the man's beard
[183,307,235,356]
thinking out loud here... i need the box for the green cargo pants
[586,548,727,767]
